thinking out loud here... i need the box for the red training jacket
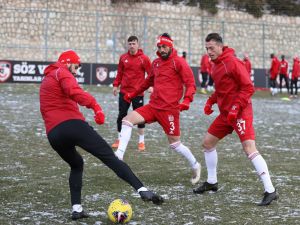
[135,49,196,110]
[113,49,151,96]
[200,54,211,74]
[243,57,252,76]
[279,59,288,76]
[292,57,300,79]
[40,62,97,134]
[270,56,280,79]
[207,47,255,116]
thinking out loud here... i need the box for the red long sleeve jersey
[292,57,300,79]
[200,54,211,73]
[207,47,255,115]
[270,57,280,79]
[136,49,196,110]
[243,58,252,75]
[279,59,288,76]
[40,62,97,134]
[113,49,151,95]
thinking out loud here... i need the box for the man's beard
[161,50,171,59]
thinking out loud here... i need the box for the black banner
[1,60,276,88]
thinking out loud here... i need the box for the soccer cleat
[139,191,164,205]
[138,142,145,151]
[200,88,207,94]
[71,210,89,220]
[257,190,278,206]
[191,162,201,185]
[112,139,120,148]
[193,181,218,194]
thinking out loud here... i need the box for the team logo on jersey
[0,61,11,83]
[96,67,108,82]
[125,59,128,63]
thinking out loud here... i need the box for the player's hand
[94,110,105,125]
[124,93,134,103]
[204,102,214,115]
[178,98,190,111]
[227,104,240,124]
[113,86,118,96]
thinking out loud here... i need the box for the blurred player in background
[200,53,211,94]
[40,50,163,220]
[290,55,300,98]
[114,33,201,185]
[269,53,280,95]
[279,54,289,94]
[193,33,278,206]
[112,36,152,151]
[243,53,252,76]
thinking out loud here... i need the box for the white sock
[137,187,148,193]
[115,121,133,160]
[249,152,275,193]
[170,142,198,169]
[72,204,83,213]
[139,134,144,143]
[204,148,218,184]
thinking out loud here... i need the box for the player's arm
[113,56,124,95]
[59,70,105,124]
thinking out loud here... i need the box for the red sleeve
[134,64,155,95]
[113,55,124,87]
[232,60,255,109]
[143,55,152,77]
[58,69,96,108]
[207,91,217,104]
[177,58,196,102]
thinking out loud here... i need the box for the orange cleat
[112,139,119,148]
[138,142,145,151]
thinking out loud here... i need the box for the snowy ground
[0,84,300,224]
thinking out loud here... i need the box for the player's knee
[71,156,84,171]
[202,139,215,151]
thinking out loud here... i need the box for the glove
[92,103,105,125]
[204,101,214,115]
[123,92,136,103]
[94,110,105,125]
[227,104,240,124]
[178,98,190,111]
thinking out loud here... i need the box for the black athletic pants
[270,78,277,89]
[279,74,289,93]
[47,119,143,205]
[208,75,214,86]
[117,92,145,132]
[290,78,298,95]
[201,72,208,88]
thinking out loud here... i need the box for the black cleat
[257,190,278,206]
[71,210,89,220]
[139,191,164,205]
[193,182,218,194]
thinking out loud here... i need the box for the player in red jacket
[269,53,280,95]
[114,33,201,185]
[290,56,300,98]
[279,55,289,93]
[200,53,211,94]
[112,36,151,151]
[193,33,277,206]
[243,53,252,76]
[40,50,163,220]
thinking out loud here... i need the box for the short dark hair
[128,36,138,42]
[281,55,285,59]
[160,33,172,39]
[270,53,274,58]
[205,33,223,43]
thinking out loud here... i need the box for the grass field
[0,83,300,225]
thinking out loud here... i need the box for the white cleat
[191,162,201,185]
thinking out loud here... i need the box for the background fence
[1,7,300,68]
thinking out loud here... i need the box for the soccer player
[243,53,252,76]
[200,53,211,94]
[279,54,289,94]
[112,36,151,151]
[39,50,163,221]
[114,33,201,185]
[290,55,300,98]
[193,33,278,206]
[269,53,280,95]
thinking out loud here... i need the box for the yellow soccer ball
[107,199,133,224]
